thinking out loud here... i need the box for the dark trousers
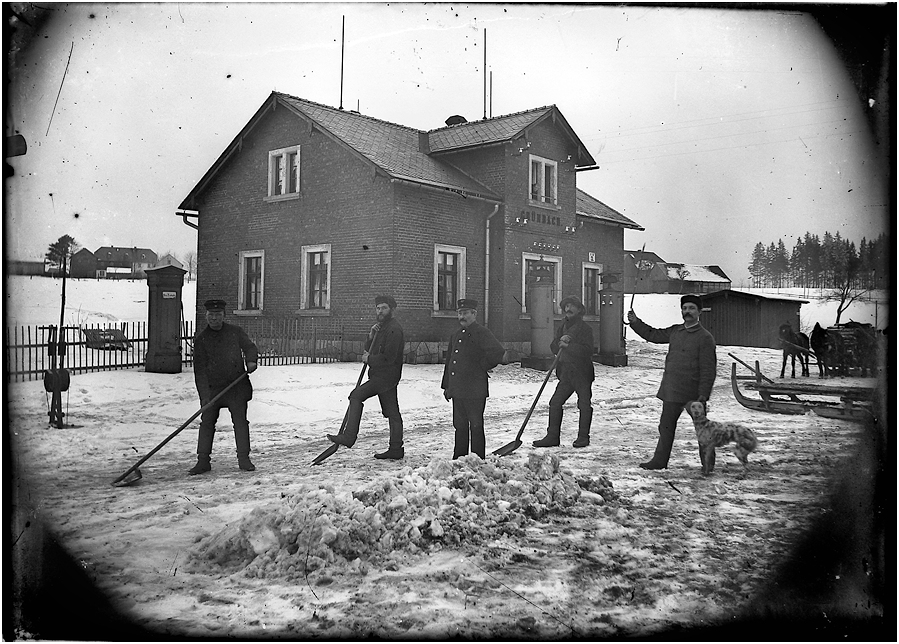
[452,396,487,459]
[548,377,593,436]
[649,401,689,466]
[344,379,403,448]
[196,392,250,460]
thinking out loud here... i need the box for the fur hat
[559,295,586,314]
[374,295,397,309]
[680,294,702,309]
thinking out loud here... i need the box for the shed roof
[703,289,809,304]
[576,189,643,230]
[665,263,731,282]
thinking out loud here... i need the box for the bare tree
[675,266,690,294]
[183,250,197,282]
[825,256,868,325]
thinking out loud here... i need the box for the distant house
[178,92,643,362]
[623,249,668,293]
[155,254,184,270]
[7,260,45,276]
[624,251,731,294]
[665,263,731,294]
[94,246,158,278]
[69,248,98,278]
[701,289,807,349]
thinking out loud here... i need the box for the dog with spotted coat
[686,400,758,476]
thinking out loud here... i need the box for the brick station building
[178,92,642,362]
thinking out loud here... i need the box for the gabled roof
[576,189,643,230]
[705,289,809,304]
[664,263,731,282]
[427,106,596,167]
[180,92,502,209]
[625,249,665,264]
[94,247,157,263]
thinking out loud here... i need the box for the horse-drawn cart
[729,354,874,422]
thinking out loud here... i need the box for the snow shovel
[311,329,379,466]
[111,372,249,487]
[492,349,562,457]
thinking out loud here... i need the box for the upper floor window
[238,250,264,311]
[300,244,331,310]
[529,155,557,206]
[434,244,467,312]
[268,146,300,198]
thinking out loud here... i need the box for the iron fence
[5,317,346,383]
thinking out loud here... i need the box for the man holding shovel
[327,295,406,460]
[189,299,258,475]
[627,294,717,470]
[441,299,507,459]
[532,295,595,449]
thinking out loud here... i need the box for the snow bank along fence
[5,317,347,383]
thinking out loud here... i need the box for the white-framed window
[529,154,557,206]
[300,244,331,310]
[267,145,300,199]
[434,244,467,312]
[238,250,264,312]
[582,261,603,317]
[521,252,562,314]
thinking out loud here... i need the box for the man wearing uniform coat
[328,295,406,460]
[532,295,596,449]
[441,299,506,459]
[190,299,259,475]
[627,293,717,470]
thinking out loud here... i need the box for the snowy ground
[6,277,888,639]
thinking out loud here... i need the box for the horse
[809,323,830,378]
[842,321,878,377]
[779,323,810,378]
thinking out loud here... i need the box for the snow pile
[187,453,615,580]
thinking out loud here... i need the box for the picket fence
[5,318,346,383]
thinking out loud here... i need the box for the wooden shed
[700,290,808,349]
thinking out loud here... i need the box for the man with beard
[532,295,596,448]
[627,294,717,470]
[441,299,507,459]
[190,299,259,475]
[328,295,405,459]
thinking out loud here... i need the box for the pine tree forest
[748,231,889,290]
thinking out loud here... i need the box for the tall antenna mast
[490,71,493,118]
[483,28,487,120]
[339,16,345,110]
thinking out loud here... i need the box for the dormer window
[267,146,300,199]
[529,155,557,206]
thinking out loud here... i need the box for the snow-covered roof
[665,263,730,282]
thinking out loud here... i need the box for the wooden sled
[729,354,874,423]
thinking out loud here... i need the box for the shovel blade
[111,467,143,487]
[492,440,522,458]
[311,442,340,466]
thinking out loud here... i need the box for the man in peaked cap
[190,299,259,475]
[627,293,717,470]
[441,299,507,459]
[532,295,596,449]
[327,294,406,459]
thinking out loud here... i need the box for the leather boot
[640,425,675,469]
[328,400,363,447]
[237,455,256,471]
[189,455,211,475]
[375,418,405,459]
[374,447,404,460]
[573,408,592,448]
[532,427,561,448]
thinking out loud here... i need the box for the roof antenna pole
[490,71,493,118]
[483,28,487,120]
[339,15,345,110]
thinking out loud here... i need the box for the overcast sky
[6,3,890,285]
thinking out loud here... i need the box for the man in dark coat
[441,299,506,459]
[533,295,596,448]
[328,295,405,459]
[627,293,717,470]
[190,299,259,475]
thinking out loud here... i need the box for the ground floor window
[582,262,603,317]
[300,244,331,310]
[521,252,562,314]
[238,250,264,311]
[434,244,466,312]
